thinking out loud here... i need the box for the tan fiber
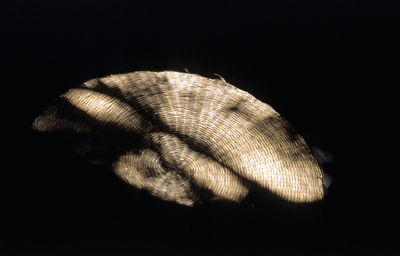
[32,71,324,206]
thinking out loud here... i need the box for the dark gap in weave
[143,167,159,178]
[223,98,248,114]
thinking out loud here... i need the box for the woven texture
[33,71,324,206]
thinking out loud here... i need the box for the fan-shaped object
[32,71,325,206]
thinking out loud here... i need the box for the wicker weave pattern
[33,71,324,206]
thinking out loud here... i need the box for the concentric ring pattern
[33,71,324,206]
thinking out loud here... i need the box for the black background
[2,0,399,255]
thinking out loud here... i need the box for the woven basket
[33,71,324,206]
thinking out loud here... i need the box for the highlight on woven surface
[32,71,324,206]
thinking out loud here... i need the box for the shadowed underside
[32,71,324,206]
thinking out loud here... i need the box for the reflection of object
[32,71,324,206]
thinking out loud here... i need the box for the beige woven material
[33,71,324,206]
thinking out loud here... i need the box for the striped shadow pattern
[33,71,324,206]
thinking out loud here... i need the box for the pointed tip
[213,73,227,83]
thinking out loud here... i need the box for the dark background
[2,0,399,255]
